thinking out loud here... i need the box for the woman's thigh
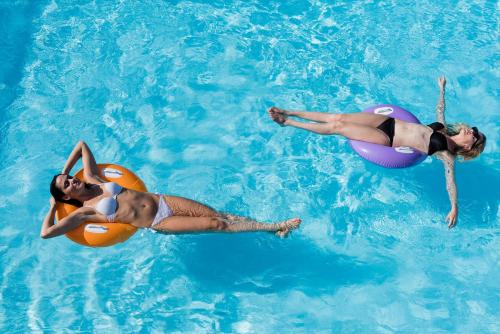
[341,112,389,127]
[152,216,221,233]
[338,122,391,145]
[164,195,218,217]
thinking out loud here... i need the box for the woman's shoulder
[427,122,445,131]
[428,130,450,156]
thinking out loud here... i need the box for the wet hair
[445,123,486,160]
[50,174,83,207]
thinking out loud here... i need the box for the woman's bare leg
[269,107,334,123]
[269,106,391,145]
[269,106,389,127]
[152,215,301,237]
[283,118,390,145]
[157,195,301,237]
[164,195,219,217]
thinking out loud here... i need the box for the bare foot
[268,107,288,126]
[275,218,301,238]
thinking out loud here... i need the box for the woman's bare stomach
[393,120,432,153]
[112,191,218,228]
[112,190,160,228]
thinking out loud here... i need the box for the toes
[275,229,291,238]
[286,218,301,230]
[275,218,301,238]
[274,114,287,125]
[270,113,285,125]
[275,230,287,238]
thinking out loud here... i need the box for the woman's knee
[327,119,346,134]
[328,114,345,123]
[207,217,228,231]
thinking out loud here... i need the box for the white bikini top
[91,182,123,222]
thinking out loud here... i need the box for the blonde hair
[445,123,486,160]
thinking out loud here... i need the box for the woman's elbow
[40,230,55,239]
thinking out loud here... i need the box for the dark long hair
[50,174,83,207]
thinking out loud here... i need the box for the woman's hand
[438,76,446,90]
[445,206,458,228]
[61,141,85,175]
[41,197,58,238]
[61,140,102,184]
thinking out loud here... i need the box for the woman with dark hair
[41,141,301,239]
[269,76,486,228]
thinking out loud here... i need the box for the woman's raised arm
[436,76,447,125]
[61,140,102,183]
[40,197,89,238]
[438,151,458,228]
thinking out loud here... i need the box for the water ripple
[0,0,498,333]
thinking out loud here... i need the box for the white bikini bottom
[150,195,173,228]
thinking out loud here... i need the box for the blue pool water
[1,0,498,332]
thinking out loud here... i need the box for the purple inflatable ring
[349,104,427,168]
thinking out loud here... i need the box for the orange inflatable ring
[55,164,147,247]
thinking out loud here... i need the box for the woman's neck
[447,135,462,153]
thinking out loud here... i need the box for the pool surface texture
[0,1,498,333]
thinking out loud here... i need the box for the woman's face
[55,174,84,199]
[458,126,481,150]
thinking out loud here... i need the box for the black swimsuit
[376,118,448,155]
[426,122,448,155]
[376,118,396,146]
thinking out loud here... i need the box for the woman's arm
[61,140,103,183]
[40,198,90,238]
[436,76,446,124]
[438,151,458,228]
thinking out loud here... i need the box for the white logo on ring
[395,147,414,154]
[85,224,109,234]
[102,167,123,179]
[374,107,394,115]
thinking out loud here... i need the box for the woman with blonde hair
[269,76,486,228]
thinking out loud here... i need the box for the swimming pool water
[0,0,498,333]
